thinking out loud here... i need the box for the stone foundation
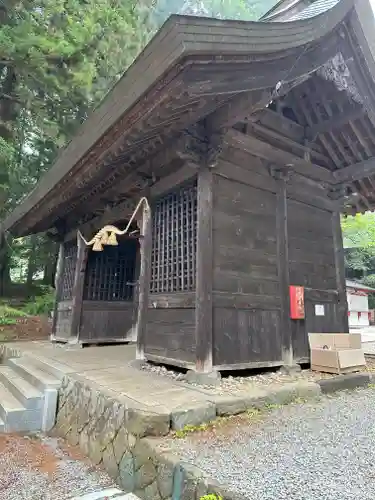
[54,374,238,500]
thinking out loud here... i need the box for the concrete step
[5,357,61,432]
[0,366,43,410]
[0,380,41,432]
[28,355,70,380]
[8,357,61,392]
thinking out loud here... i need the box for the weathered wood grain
[195,166,214,372]
[70,234,88,340]
[136,202,152,359]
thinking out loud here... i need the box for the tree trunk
[43,240,59,287]
[0,226,11,296]
[43,254,58,286]
[26,234,37,287]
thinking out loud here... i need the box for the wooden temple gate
[3,0,375,373]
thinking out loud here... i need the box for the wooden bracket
[177,125,227,169]
[328,185,349,200]
[269,164,293,182]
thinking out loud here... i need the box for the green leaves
[341,213,375,249]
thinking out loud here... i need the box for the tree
[341,213,375,287]
[341,213,375,249]
[153,0,277,24]
[0,0,155,294]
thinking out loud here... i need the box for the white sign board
[315,304,325,316]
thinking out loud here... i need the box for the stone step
[28,355,70,380]
[0,380,41,432]
[0,366,43,410]
[8,357,61,392]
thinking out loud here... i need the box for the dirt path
[0,433,116,499]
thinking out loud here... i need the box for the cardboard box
[308,333,366,374]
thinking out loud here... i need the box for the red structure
[290,286,305,320]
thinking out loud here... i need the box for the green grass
[0,304,28,326]
[22,291,55,316]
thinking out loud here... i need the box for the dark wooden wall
[208,141,348,369]
[80,301,136,342]
[288,200,344,361]
[212,148,282,368]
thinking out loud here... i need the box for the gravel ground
[166,387,375,500]
[141,356,375,395]
[0,433,116,500]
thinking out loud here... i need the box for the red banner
[290,285,305,319]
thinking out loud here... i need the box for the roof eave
[3,0,360,236]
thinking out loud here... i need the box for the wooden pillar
[52,242,65,337]
[274,168,293,366]
[195,166,214,372]
[136,202,152,360]
[70,233,88,340]
[332,211,349,332]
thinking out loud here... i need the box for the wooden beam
[226,129,334,183]
[332,211,349,332]
[64,163,196,242]
[333,156,375,184]
[306,106,365,141]
[246,121,333,169]
[59,133,195,226]
[51,243,64,337]
[206,89,271,130]
[195,165,213,373]
[274,169,293,366]
[136,200,152,360]
[70,233,88,340]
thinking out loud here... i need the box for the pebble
[140,361,335,395]
[167,388,375,500]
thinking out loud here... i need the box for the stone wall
[55,375,227,500]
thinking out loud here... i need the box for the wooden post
[136,202,152,360]
[195,166,214,373]
[275,169,293,366]
[70,233,88,341]
[332,211,349,332]
[52,242,65,337]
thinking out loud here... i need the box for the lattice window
[84,239,138,301]
[150,180,197,293]
[61,242,77,301]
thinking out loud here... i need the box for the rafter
[246,120,333,169]
[333,156,375,184]
[306,105,365,141]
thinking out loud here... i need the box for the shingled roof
[3,0,375,237]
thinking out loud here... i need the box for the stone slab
[318,372,371,393]
[171,402,216,430]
